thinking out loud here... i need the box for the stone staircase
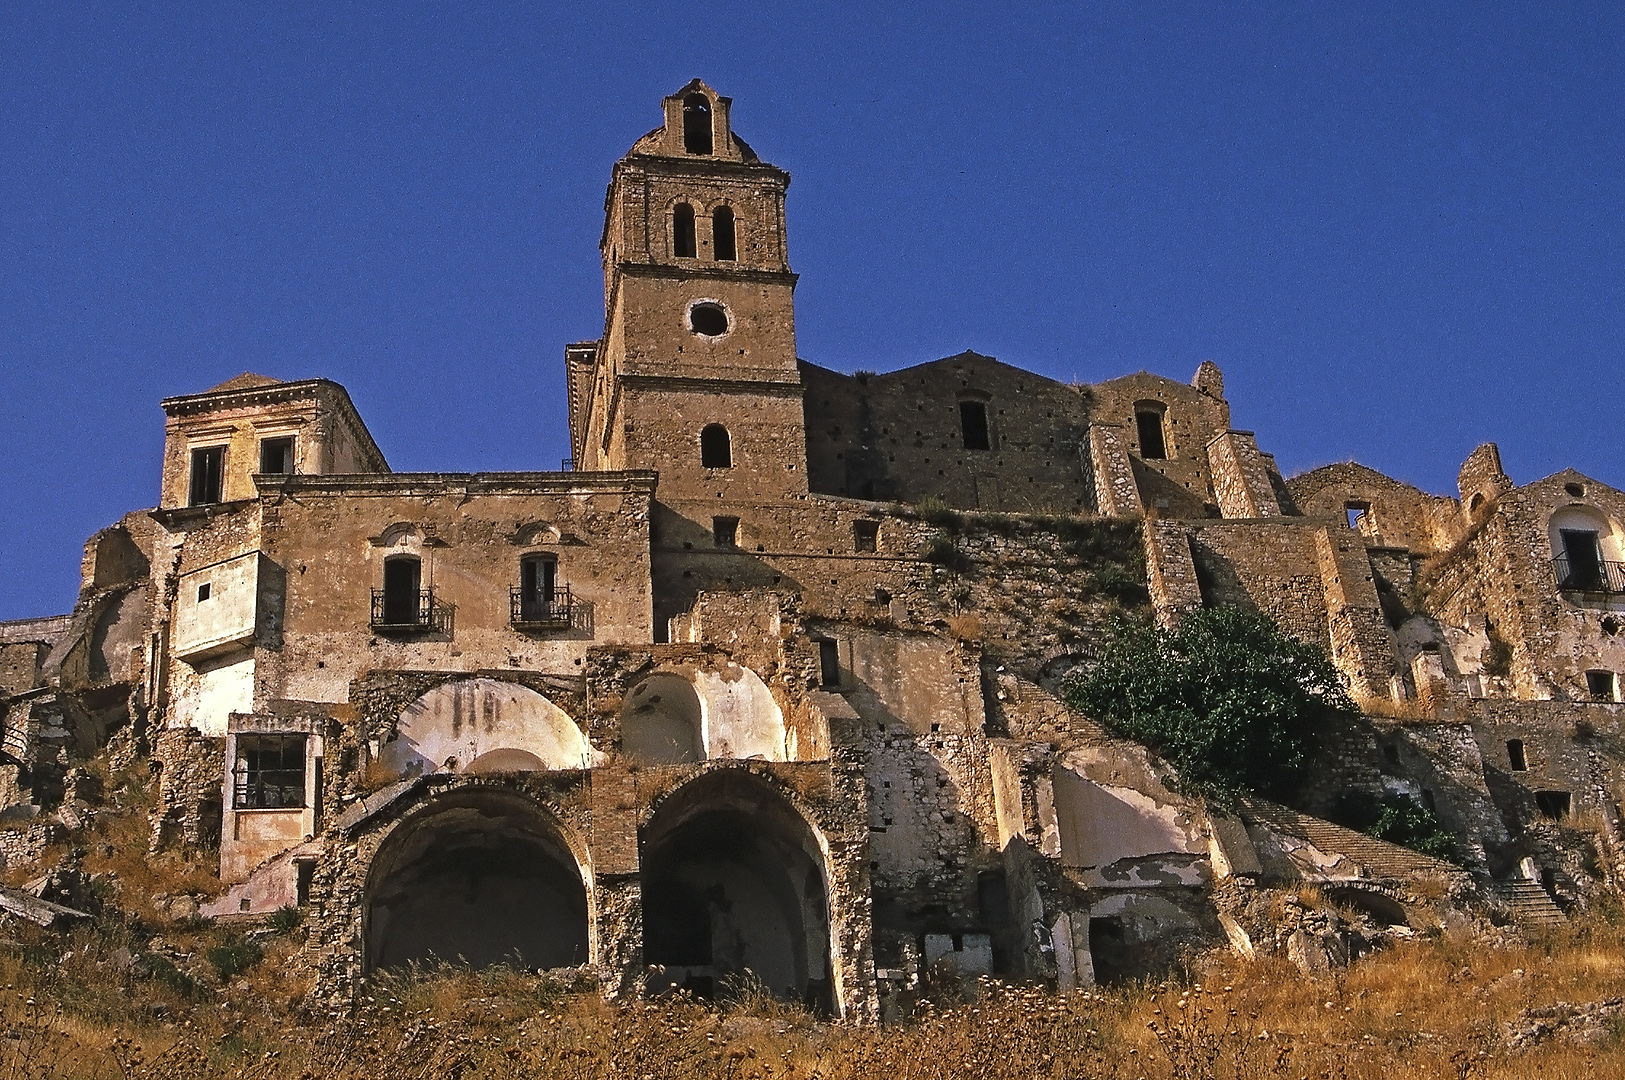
[1491,879,1567,929]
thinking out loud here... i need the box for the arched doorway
[640,770,834,1011]
[364,789,589,973]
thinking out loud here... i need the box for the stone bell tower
[569,80,809,507]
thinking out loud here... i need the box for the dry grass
[0,907,1617,1077]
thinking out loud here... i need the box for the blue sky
[2,2,1622,619]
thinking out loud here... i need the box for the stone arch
[639,769,835,1012]
[621,673,703,765]
[363,787,591,972]
[383,678,595,778]
[694,664,787,761]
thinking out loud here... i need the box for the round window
[688,303,729,336]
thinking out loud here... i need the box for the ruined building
[3,81,1623,1015]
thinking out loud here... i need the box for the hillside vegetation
[0,897,1621,1078]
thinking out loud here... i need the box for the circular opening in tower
[688,303,729,337]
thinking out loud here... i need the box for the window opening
[1558,529,1606,590]
[818,639,840,687]
[1535,790,1571,820]
[259,436,295,475]
[381,556,422,625]
[233,734,306,809]
[853,520,879,553]
[197,583,211,602]
[700,424,732,468]
[713,516,739,548]
[1586,670,1618,701]
[189,445,225,506]
[959,400,990,451]
[1135,408,1167,459]
[712,206,736,261]
[1346,502,1369,531]
[515,554,567,626]
[1507,739,1527,771]
[682,93,713,154]
[1565,482,1586,498]
[673,203,696,258]
[689,302,729,336]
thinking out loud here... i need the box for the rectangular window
[1507,739,1527,771]
[1586,670,1618,701]
[259,436,295,475]
[818,639,841,687]
[959,401,990,451]
[1135,409,1167,459]
[713,516,739,548]
[381,557,422,625]
[1535,790,1571,820]
[233,735,307,809]
[196,582,211,602]
[188,445,225,506]
[1345,502,1369,531]
[853,520,879,553]
[516,554,565,624]
[1560,530,1605,589]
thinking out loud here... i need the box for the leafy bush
[269,904,303,933]
[923,532,963,569]
[1330,790,1460,864]
[206,938,264,981]
[915,497,963,529]
[1064,605,1354,800]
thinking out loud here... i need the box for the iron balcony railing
[369,588,454,633]
[561,457,576,471]
[511,584,573,630]
[1551,557,1625,595]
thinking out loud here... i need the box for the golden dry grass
[0,907,1617,1078]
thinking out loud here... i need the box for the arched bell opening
[639,770,834,1013]
[363,788,590,974]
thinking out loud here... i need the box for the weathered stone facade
[6,78,1625,1010]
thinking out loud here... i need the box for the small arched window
[683,94,712,155]
[700,424,732,468]
[673,203,696,258]
[712,206,736,261]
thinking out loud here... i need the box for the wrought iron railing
[1551,557,1625,595]
[510,584,573,630]
[369,588,454,633]
[232,767,306,809]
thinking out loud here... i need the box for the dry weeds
[0,906,1615,1078]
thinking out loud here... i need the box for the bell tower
[572,80,808,505]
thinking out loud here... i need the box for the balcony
[511,584,574,631]
[369,588,454,634]
[1552,557,1625,595]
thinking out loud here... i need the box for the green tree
[1064,605,1355,800]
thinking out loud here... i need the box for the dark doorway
[382,557,422,625]
[713,206,737,261]
[641,772,834,1011]
[365,791,589,972]
[1560,529,1604,589]
[1135,408,1167,460]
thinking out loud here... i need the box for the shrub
[923,532,962,568]
[916,497,962,529]
[1329,791,1460,864]
[269,904,303,933]
[1064,605,1354,800]
[206,938,264,982]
